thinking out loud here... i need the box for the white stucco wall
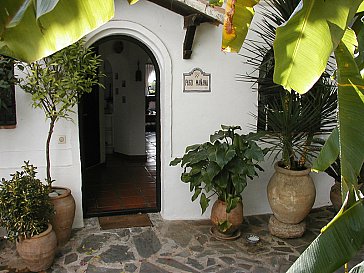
[0,0,334,228]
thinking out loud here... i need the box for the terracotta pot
[210,199,243,235]
[267,162,316,224]
[16,224,57,272]
[330,181,342,212]
[330,182,364,212]
[50,187,75,247]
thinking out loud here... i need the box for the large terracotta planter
[267,162,316,238]
[330,182,364,212]
[210,199,243,236]
[50,187,75,247]
[16,224,57,272]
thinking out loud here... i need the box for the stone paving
[0,206,363,273]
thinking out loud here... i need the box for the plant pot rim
[274,161,311,176]
[50,186,71,200]
[19,223,53,241]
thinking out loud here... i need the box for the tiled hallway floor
[83,132,157,216]
[1,207,363,273]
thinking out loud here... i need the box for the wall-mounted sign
[183,68,211,92]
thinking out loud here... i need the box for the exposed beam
[183,14,203,59]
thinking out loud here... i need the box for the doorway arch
[80,21,172,217]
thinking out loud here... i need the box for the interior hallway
[83,132,157,217]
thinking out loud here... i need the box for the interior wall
[99,39,149,156]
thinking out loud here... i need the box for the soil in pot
[16,224,57,272]
[49,187,75,247]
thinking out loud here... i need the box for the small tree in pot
[17,39,103,246]
[0,162,57,272]
[170,125,266,238]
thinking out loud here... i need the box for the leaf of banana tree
[334,40,364,200]
[221,0,259,53]
[312,127,339,173]
[0,0,114,62]
[358,1,364,13]
[273,0,362,94]
[36,0,60,20]
[6,0,31,28]
[286,200,364,273]
[127,0,140,5]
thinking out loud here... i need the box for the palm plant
[239,0,338,170]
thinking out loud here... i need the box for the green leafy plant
[170,125,266,214]
[0,162,54,241]
[18,39,103,188]
[0,55,16,116]
[240,0,338,170]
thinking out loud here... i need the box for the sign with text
[183,68,211,92]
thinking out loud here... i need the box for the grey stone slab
[189,245,204,252]
[47,265,68,273]
[64,252,78,265]
[125,263,138,272]
[196,249,216,258]
[133,229,161,258]
[187,257,204,270]
[82,256,93,263]
[164,222,194,247]
[100,244,135,263]
[237,263,253,271]
[140,261,170,273]
[220,256,235,265]
[116,229,131,238]
[253,266,271,273]
[272,246,294,253]
[86,265,121,273]
[217,267,241,273]
[195,234,209,245]
[156,258,199,273]
[207,258,216,267]
[77,234,110,253]
[203,264,224,272]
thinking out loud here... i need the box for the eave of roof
[147,0,224,25]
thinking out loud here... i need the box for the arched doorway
[79,35,161,217]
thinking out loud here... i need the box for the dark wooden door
[79,85,100,169]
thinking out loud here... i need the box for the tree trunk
[46,118,56,189]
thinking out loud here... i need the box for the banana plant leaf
[286,199,364,273]
[273,0,363,94]
[334,38,364,200]
[221,0,259,52]
[0,0,114,63]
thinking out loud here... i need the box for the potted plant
[0,162,57,271]
[240,0,338,238]
[322,156,364,212]
[17,39,103,246]
[170,125,266,238]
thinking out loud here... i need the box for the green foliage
[241,0,337,170]
[170,125,266,214]
[0,0,114,63]
[17,39,103,186]
[0,55,16,112]
[19,39,103,122]
[0,162,54,241]
[286,199,364,273]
